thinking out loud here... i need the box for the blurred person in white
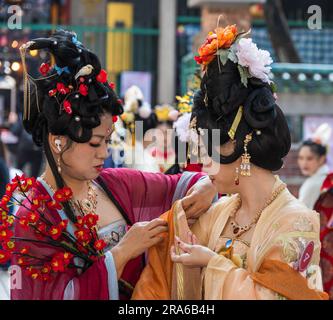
[121,85,160,172]
[298,123,332,209]
[150,104,177,173]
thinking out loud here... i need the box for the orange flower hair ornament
[194,24,275,88]
[195,24,238,67]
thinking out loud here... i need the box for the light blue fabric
[37,177,76,237]
[63,253,120,300]
[172,173,218,204]
[38,177,121,300]
[98,219,126,252]
[63,279,75,300]
[171,171,195,203]
[37,178,84,270]
[104,251,119,300]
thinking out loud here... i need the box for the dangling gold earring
[187,117,198,161]
[234,167,240,185]
[240,133,253,176]
[57,157,61,174]
[204,85,208,107]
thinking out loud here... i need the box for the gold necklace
[72,181,98,216]
[218,183,286,259]
[39,174,98,217]
[229,183,286,238]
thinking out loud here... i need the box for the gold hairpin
[20,41,57,120]
[228,105,243,140]
[187,117,205,164]
[204,84,209,107]
[189,116,197,130]
[187,117,197,160]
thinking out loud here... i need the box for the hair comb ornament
[228,106,243,140]
[204,85,209,107]
[187,116,205,163]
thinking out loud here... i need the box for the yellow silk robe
[133,176,327,300]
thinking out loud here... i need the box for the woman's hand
[170,235,217,268]
[182,176,217,223]
[111,218,168,277]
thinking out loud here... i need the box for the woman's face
[60,113,113,181]
[298,146,325,177]
[203,139,239,194]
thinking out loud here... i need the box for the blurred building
[0,0,201,104]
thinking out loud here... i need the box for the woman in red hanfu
[8,30,217,300]
[314,173,333,299]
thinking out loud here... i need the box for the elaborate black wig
[21,30,123,222]
[192,57,291,172]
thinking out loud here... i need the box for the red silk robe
[314,172,333,299]
[11,168,204,300]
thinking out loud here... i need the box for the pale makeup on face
[298,146,326,177]
[60,113,114,181]
[52,114,127,228]
[43,113,125,228]
[203,140,238,193]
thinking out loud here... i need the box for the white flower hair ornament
[194,25,276,91]
[173,112,192,143]
[172,91,196,143]
[235,38,273,84]
[311,123,332,147]
[220,36,274,87]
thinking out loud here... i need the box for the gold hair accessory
[234,167,239,185]
[188,117,201,159]
[57,157,61,174]
[19,41,57,120]
[240,133,252,176]
[187,117,197,160]
[187,117,204,164]
[204,85,209,107]
[228,106,243,140]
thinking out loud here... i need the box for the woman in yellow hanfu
[132,26,328,300]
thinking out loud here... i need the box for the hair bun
[243,86,277,129]
[22,29,123,146]
[212,82,249,118]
